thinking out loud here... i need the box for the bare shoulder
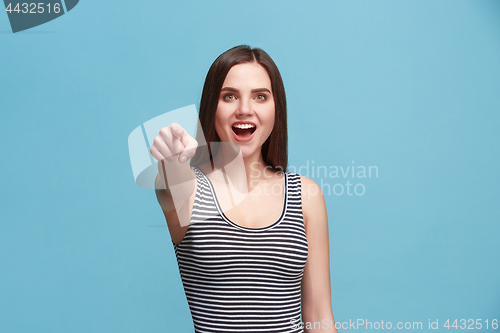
[299,176,327,231]
[299,175,326,207]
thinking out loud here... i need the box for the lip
[231,121,257,142]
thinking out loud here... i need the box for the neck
[243,152,271,181]
[212,144,281,188]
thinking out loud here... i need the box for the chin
[238,145,261,159]
[218,133,261,158]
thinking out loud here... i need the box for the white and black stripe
[173,167,308,333]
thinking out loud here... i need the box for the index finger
[170,123,185,140]
[171,125,193,148]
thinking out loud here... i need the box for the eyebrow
[220,87,272,94]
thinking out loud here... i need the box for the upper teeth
[234,124,255,129]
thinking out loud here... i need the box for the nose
[237,98,252,117]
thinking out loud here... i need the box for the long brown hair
[190,45,288,172]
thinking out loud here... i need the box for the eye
[223,94,236,101]
[255,94,266,101]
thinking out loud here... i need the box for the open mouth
[231,122,257,142]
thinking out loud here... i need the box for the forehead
[222,63,272,90]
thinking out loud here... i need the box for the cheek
[214,106,228,137]
[264,107,276,132]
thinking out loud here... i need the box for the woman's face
[215,62,275,159]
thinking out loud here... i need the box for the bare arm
[301,176,338,333]
[150,123,198,244]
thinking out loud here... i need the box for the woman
[150,45,337,332]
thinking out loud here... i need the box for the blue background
[1,0,499,332]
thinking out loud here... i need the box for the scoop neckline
[193,166,288,231]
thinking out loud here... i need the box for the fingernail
[179,156,187,163]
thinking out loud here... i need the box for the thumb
[178,138,198,163]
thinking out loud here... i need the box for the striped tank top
[173,166,308,333]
